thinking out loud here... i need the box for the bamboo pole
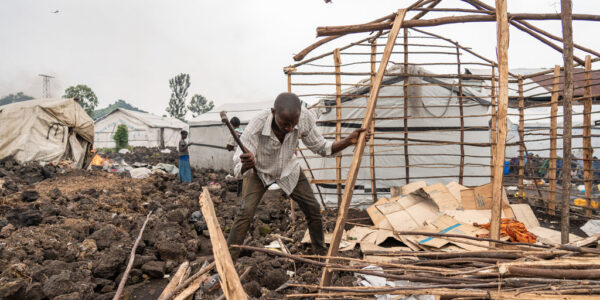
[549,66,561,215]
[369,39,377,203]
[316,13,600,36]
[286,70,297,224]
[561,0,574,244]
[199,188,247,299]
[583,55,593,217]
[320,9,407,288]
[334,48,343,207]
[403,28,410,185]
[518,76,525,203]
[489,0,509,242]
[456,42,465,185]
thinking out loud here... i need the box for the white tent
[94,108,188,148]
[304,65,493,206]
[506,105,600,159]
[188,101,272,171]
[0,98,94,168]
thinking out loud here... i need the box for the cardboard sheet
[367,197,394,230]
[419,183,460,211]
[409,215,488,250]
[401,181,427,195]
[460,183,515,218]
[529,226,583,245]
[301,230,356,251]
[510,204,541,229]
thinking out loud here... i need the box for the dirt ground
[0,149,366,300]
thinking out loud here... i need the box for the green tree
[113,124,129,150]
[0,92,34,106]
[187,94,214,118]
[166,73,190,121]
[63,84,98,117]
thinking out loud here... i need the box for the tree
[166,73,190,121]
[113,124,129,150]
[63,85,98,117]
[187,94,214,117]
[0,92,34,106]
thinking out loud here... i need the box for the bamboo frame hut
[279,0,600,295]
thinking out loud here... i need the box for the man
[227,92,368,259]
[178,130,192,183]
[226,116,243,152]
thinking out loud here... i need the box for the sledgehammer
[220,111,257,173]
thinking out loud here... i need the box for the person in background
[226,116,243,151]
[178,130,193,183]
[226,116,244,196]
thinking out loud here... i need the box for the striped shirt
[233,107,334,195]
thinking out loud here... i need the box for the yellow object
[574,198,600,208]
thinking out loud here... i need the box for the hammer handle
[220,111,257,174]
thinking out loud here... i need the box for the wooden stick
[489,0,509,242]
[334,48,342,207]
[173,272,210,300]
[548,66,561,215]
[403,27,410,185]
[316,13,600,36]
[583,55,593,217]
[157,261,189,300]
[161,261,215,300]
[517,76,525,203]
[286,73,297,225]
[113,211,152,300]
[215,266,252,300]
[561,0,574,245]
[298,149,327,209]
[456,42,465,185]
[490,65,497,178]
[199,188,247,299]
[369,39,377,203]
[320,9,407,288]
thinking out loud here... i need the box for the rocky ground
[0,149,366,300]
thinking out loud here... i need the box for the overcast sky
[1,0,599,118]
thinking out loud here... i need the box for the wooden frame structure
[283,0,600,290]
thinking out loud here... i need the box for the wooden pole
[369,39,378,203]
[561,0,574,244]
[334,48,343,207]
[456,43,465,185]
[583,56,593,217]
[157,261,189,300]
[489,0,509,242]
[490,66,497,178]
[403,28,410,185]
[199,188,247,299]
[518,76,525,204]
[287,70,296,224]
[549,66,561,215]
[320,9,407,287]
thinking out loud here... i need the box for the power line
[38,74,54,98]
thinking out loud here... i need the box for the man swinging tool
[227,92,369,259]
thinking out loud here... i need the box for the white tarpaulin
[0,98,94,168]
[304,65,492,207]
[94,108,188,148]
[188,101,273,171]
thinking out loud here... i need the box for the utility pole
[38,74,54,98]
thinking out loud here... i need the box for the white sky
[1,0,599,118]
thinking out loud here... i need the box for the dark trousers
[227,170,326,260]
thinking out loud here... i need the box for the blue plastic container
[503,161,510,175]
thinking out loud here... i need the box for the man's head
[181,130,188,139]
[271,92,301,133]
[230,117,241,128]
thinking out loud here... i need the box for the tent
[94,108,188,148]
[188,101,272,171]
[0,98,95,168]
[304,65,493,206]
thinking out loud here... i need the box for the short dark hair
[181,130,188,135]
[274,92,301,113]
[230,116,240,127]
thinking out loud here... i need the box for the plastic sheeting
[0,98,94,168]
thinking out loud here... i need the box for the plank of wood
[548,66,561,215]
[369,39,378,203]
[286,72,296,225]
[489,0,509,242]
[320,9,407,288]
[199,188,247,299]
[311,179,345,185]
[583,55,593,217]
[157,261,189,300]
[334,48,343,207]
[456,42,465,185]
[172,271,209,300]
[490,66,497,178]
[560,0,574,244]
[403,27,410,185]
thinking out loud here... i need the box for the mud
[0,152,367,299]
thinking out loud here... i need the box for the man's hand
[226,144,234,151]
[347,128,372,145]
[240,152,256,172]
